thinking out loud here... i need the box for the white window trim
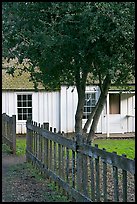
[83,91,98,120]
[16,92,33,122]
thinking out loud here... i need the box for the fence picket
[90,156,95,201]
[72,150,75,188]
[50,140,52,170]
[122,154,127,202]
[43,123,49,169]
[66,147,69,183]
[102,148,108,202]
[113,152,119,202]
[82,154,88,197]
[58,143,61,191]
[2,113,16,154]
[95,144,100,202]
[26,121,135,202]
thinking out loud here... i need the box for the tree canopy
[2,2,135,142]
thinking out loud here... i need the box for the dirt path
[2,152,71,202]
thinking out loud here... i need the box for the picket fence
[26,120,135,202]
[2,113,16,154]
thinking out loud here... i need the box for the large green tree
[2,2,135,143]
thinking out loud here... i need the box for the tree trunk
[75,84,86,134]
[75,70,88,134]
[86,76,111,144]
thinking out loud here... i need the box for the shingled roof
[2,58,45,90]
[2,58,135,92]
[2,68,45,90]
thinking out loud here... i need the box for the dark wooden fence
[26,120,135,202]
[2,113,16,154]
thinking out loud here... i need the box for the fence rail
[2,113,16,154]
[26,120,135,202]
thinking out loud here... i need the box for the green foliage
[2,2,135,88]
[2,143,12,154]
[93,139,135,159]
[2,138,26,156]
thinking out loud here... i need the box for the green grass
[93,139,135,159]
[16,138,26,156]
[2,138,26,156]
[3,136,135,159]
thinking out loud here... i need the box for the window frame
[109,93,121,114]
[16,93,33,121]
[83,91,97,120]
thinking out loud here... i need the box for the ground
[2,152,71,202]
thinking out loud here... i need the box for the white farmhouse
[2,68,135,135]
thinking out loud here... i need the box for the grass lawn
[93,139,135,159]
[15,137,135,159]
[16,137,26,156]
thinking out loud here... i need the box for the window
[109,93,120,114]
[83,92,97,119]
[17,94,32,120]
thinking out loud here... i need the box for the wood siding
[2,87,135,134]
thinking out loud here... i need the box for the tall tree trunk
[75,88,85,134]
[75,70,88,134]
[86,76,111,144]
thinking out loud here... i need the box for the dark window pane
[28,108,32,113]
[28,101,32,107]
[28,95,32,100]
[17,101,22,107]
[23,101,27,107]
[23,108,27,114]
[28,113,32,119]
[87,93,90,98]
[84,107,87,112]
[23,95,26,100]
[18,108,22,114]
[87,107,91,113]
[17,95,21,100]
[18,114,22,120]
[92,100,96,106]
[92,93,95,99]
[23,114,27,120]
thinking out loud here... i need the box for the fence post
[12,115,16,155]
[76,133,84,201]
[43,122,49,169]
[44,122,49,131]
[26,118,32,162]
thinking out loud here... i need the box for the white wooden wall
[2,91,60,134]
[2,89,135,134]
[60,86,78,133]
[2,91,16,116]
[32,91,60,131]
[121,93,135,132]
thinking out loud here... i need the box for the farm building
[2,67,135,135]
